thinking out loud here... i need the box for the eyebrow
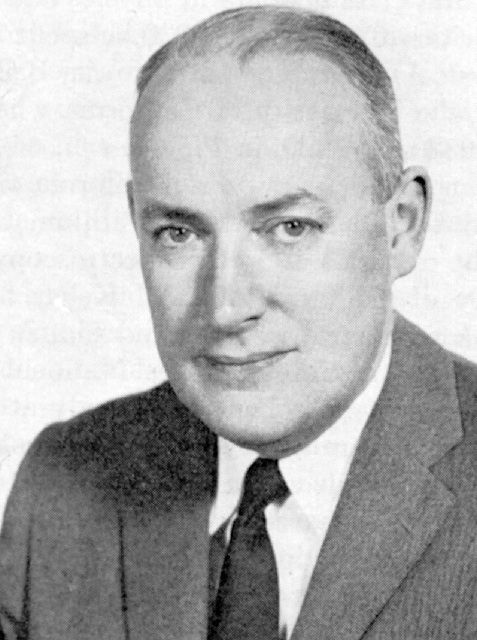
[247,188,328,219]
[140,204,206,229]
[139,188,330,225]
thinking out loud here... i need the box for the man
[0,5,476,639]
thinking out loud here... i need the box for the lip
[195,349,295,387]
[200,349,293,366]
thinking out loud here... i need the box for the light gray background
[1,0,476,518]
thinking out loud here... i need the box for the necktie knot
[238,458,289,521]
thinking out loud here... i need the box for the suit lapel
[119,388,217,640]
[291,315,463,640]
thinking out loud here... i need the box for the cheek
[141,255,195,337]
[333,210,391,289]
[354,222,392,298]
[286,227,390,344]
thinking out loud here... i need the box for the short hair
[134,5,403,202]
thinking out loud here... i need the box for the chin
[199,402,287,442]
[177,386,289,442]
[181,389,331,457]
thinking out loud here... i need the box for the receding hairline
[135,5,385,97]
[131,5,403,202]
[131,50,373,175]
[132,47,368,123]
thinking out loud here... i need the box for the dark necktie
[208,457,290,640]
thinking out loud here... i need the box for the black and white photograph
[1,1,476,638]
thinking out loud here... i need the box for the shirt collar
[209,339,391,534]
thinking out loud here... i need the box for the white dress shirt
[209,341,391,638]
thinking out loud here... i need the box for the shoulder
[15,382,214,512]
[30,382,181,472]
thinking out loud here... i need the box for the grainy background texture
[1,0,476,518]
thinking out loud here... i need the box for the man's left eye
[272,220,311,242]
[154,226,196,247]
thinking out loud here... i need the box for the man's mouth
[194,349,295,384]
[201,349,293,366]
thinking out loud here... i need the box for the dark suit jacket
[0,315,476,639]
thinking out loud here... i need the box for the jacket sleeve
[0,435,41,640]
[0,422,125,640]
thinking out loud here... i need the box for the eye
[271,219,315,243]
[154,226,196,247]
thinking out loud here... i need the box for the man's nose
[206,236,266,333]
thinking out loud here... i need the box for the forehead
[130,52,372,207]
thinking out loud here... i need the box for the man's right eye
[153,226,196,247]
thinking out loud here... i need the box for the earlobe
[387,166,431,280]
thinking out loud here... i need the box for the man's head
[128,5,430,457]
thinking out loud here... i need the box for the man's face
[130,53,394,456]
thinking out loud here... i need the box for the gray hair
[135,5,403,202]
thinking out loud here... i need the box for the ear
[126,180,138,234]
[386,166,431,281]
